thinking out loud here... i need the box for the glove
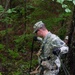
[41,61,51,69]
[52,47,60,56]
[33,36,42,42]
[33,36,37,41]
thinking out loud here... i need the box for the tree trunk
[68,5,75,75]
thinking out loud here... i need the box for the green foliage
[0,73,2,75]
[56,0,64,4]
[59,12,71,18]
[0,5,4,12]
[53,0,74,12]
[8,49,19,59]
[30,0,42,5]
[6,8,17,13]
[1,17,13,24]
[14,34,25,44]
[0,0,73,75]
[0,7,17,24]
[25,34,33,48]
[31,59,38,68]
[42,18,56,30]
[0,54,7,63]
[29,8,53,23]
[58,26,66,39]
[0,5,26,24]
[0,44,4,49]
[0,28,12,36]
[14,34,26,53]
[12,71,21,75]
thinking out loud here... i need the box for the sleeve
[51,35,69,54]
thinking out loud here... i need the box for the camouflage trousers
[36,69,59,75]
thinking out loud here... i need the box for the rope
[60,54,70,75]
[29,38,34,74]
[61,60,70,75]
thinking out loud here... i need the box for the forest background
[0,0,75,75]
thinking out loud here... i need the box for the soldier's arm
[60,46,69,54]
[52,35,69,55]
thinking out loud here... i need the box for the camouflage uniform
[36,32,68,75]
[33,21,69,75]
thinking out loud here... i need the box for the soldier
[30,21,69,75]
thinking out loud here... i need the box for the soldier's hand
[53,47,60,56]
[36,49,42,56]
[41,61,47,66]
[41,61,50,68]
[36,51,41,56]
[41,61,51,69]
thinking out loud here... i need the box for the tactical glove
[33,36,42,42]
[41,61,52,69]
[52,47,60,56]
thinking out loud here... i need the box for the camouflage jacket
[38,32,68,68]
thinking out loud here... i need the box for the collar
[43,31,51,43]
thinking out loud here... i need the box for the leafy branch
[52,0,75,12]
[0,0,10,17]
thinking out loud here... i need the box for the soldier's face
[36,29,42,37]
